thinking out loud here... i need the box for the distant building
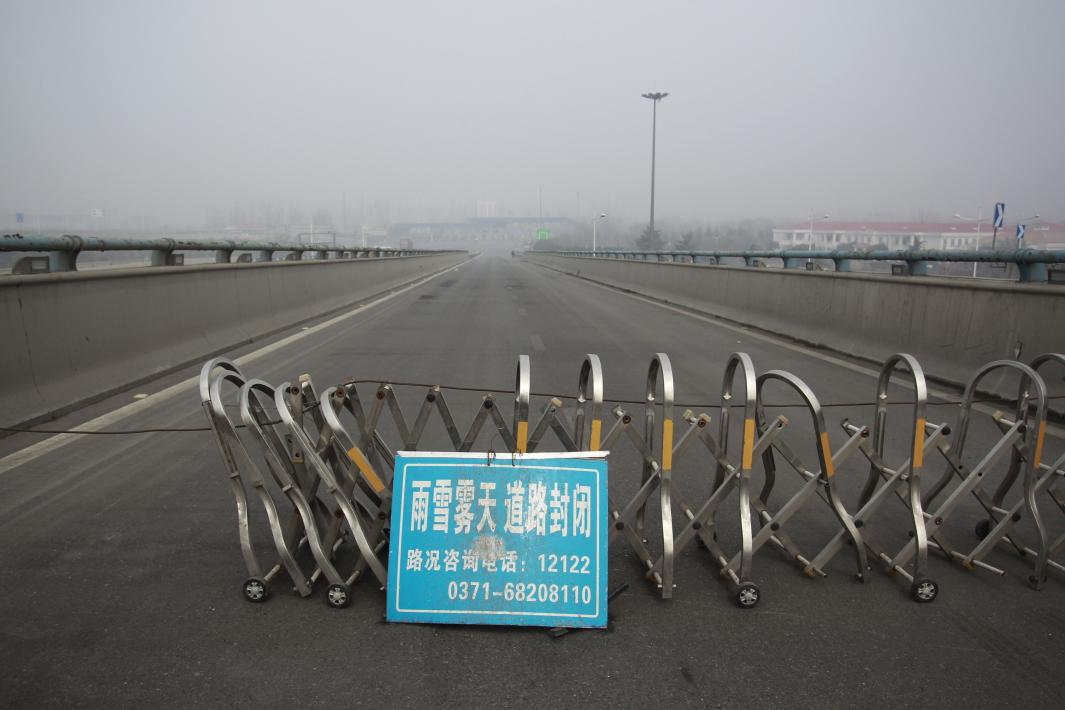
[773,222,988,251]
[772,221,1065,252]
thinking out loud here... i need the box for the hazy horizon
[2,0,1063,231]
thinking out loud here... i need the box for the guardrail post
[254,250,273,262]
[1018,261,1049,283]
[49,250,78,272]
[907,259,932,276]
[833,258,853,273]
[783,257,806,269]
[150,238,177,267]
[214,249,232,264]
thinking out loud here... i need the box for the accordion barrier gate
[200,350,1065,612]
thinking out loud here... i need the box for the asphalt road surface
[2,254,1063,708]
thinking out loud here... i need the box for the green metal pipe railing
[534,248,1065,283]
[1,234,458,273]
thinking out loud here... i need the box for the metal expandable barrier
[808,354,950,601]
[963,354,1065,587]
[730,370,869,586]
[201,351,1065,609]
[916,360,1051,587]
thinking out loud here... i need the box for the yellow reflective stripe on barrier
[819,431,835,478]
[913,417,926,469]
[741,418,756,470]
[1034,420,1047,470]
[662,419,674,470]
[348,446,386,495]
[516,420,528,454]
[590,419,602,451]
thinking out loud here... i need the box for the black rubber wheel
[910,577,938,603]
[326,583,352,609]
[242,577,269,603]
[974,519,992,540]
[735,582,760,609]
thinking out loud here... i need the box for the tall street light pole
[954,209,984,277]
[592,212,607,253]
[808,213,830,250]
[642,92,668,238]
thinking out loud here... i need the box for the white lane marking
[529,262,1065,435]
[0,259,472,476]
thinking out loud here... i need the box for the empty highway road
[2,254,1063,708]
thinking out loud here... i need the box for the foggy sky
[2,0,1062,229]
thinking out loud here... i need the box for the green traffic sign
[537,229,550,241]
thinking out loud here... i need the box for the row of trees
[634,218,776,251]
[530,218,779,252]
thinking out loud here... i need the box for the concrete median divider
[0,252,468,428]
[524,253,1065,398]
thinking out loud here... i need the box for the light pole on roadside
[807,213,830,250]
[954,209,985,277]
[641,92,668,238]
[592,212,607,254]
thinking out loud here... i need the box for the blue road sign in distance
[994,202,1006,229]
[15,212,23,223]
[1016,224,1026,243]
[387,451,608,628]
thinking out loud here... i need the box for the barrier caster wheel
[326,583,352,609]
[735,583,760,609]
[975,519,992,540]
[910,577,938,603]
[242,577,269,603]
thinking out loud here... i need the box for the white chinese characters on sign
[409,478,591,538]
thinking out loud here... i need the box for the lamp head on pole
[641,92,669,101]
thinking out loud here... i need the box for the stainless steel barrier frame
[807,354,950,601]
[594,355,678,599]
[911,360,1049,587]
[968,353,1065,587]
[239,379,356,607]
[648,353,788,607]
[199,358,315,602]
[736,370,869,581]
[275,378,390,603]
[201,350,1064,609]
[574,354,604,451]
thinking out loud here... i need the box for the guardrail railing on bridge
[534,248,1065,283]
[1,233,446,274]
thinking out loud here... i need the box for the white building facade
[772,222,986,251]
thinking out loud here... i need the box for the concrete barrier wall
[1,253,467,427]
[526,253,1065,395]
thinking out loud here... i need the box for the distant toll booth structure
[389,217,578,245]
